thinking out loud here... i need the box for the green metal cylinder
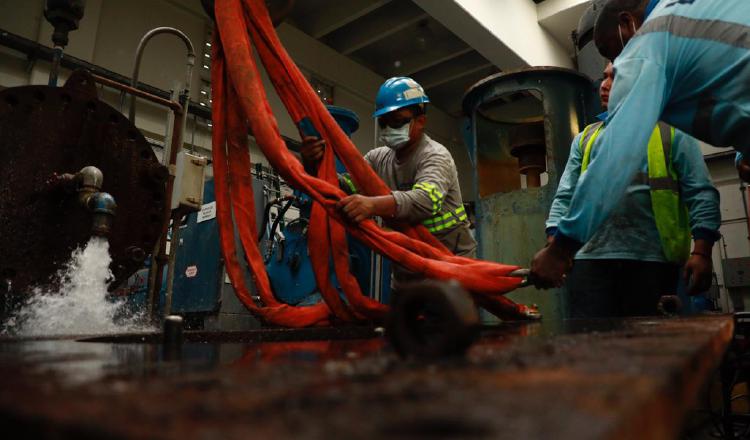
[462,67,599,327]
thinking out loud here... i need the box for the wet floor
[0,316,734,439]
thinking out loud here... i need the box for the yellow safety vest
[579,121,691,263]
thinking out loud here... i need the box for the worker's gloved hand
[300,135,325,165]
[738,158,750,183]
[337,194,376,223]
[684,252,713,295]
[529,240,573,289]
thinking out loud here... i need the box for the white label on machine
[197,201,216,223]
[185,265,198,278]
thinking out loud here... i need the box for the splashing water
[4,237,153,337]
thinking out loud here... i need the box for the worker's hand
[530,240,573,289]
[300,136,325,165]
[684,253,713,295]
[738,158,750,183]
[337,194,376,223]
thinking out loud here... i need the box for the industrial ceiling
[285,0,500,116]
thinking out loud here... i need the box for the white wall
[0,0,465,192]
[706,156,750,307]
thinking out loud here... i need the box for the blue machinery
[264,106,392,307]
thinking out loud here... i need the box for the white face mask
[379,121,412,150]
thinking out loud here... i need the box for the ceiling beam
[400,47,473,76]
[333,12,429,55]
[304,0,393,39]
[420,62,494,90]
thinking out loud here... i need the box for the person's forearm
[372,194,397,218]
[692,239,714,257]
[391,190,441,222]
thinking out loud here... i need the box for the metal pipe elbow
[87,191,117,237]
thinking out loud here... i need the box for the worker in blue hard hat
[531,0,750,288]
[301,77,476,284]
[546,62,720,317]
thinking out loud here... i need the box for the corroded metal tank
[0,70,167,298]
[462,67,600,325]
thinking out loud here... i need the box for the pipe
[74,166,117,237]
[149,102,187,323]
[88,192,117,237]
[163,210,184,318]
[122,30,194,322]
[123,27,195,125]
[93,74,181,113]
[49,46,63,86]
[0,29,211,119]
[48,166,117,237]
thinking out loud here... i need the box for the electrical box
[723,257,750,288]
[171,150,207,211]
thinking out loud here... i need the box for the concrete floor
[0,316,734,439]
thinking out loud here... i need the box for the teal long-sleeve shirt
[547,123,720,261]
[555,0,750,248]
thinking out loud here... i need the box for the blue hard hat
[373,77,430,118]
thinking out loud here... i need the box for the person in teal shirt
[532,0,750,288]
[546,62,720,317]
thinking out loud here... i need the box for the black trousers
[566,259,680,319]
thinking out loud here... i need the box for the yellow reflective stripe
[427,218,458,233]
[413,182,444,214]
[579,123,593,151]
[423,206,467,233]
[341,174,357,194]
[423,205,465,225]
[581,124,603,173]
[647,125,668,178]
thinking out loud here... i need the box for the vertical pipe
[163,211,183,318]
[146,239,161,319]
[48,46,63,86]
[125,24,195,322]
[147,89,176,322]
[149,107,185,323]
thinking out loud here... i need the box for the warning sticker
[197,201,216,223]
[185,265,198,278]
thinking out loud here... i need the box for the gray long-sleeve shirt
[364,134,476,256]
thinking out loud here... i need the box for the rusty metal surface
[0,70,167,294]
[0,315,733,439]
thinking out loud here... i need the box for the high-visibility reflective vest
[579,121,691,263]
